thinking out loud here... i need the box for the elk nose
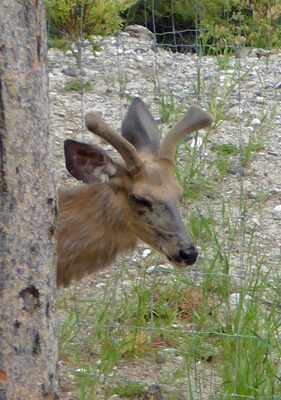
[179,246,198,265]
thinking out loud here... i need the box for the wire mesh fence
[47,1,281,398]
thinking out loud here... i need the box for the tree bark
[0,1,60,399]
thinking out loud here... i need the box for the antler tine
[85,112,143,171]
[159,105,214,161]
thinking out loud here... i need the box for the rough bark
[0,1,60,399]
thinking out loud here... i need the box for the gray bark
[0,1,60,399]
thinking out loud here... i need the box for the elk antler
[85,112,143,171]
[159,105,214,161]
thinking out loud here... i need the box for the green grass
[217,269,281,398]
[58,213,281,398]
[58,250,281,397]
[63,78,92,92]
[107,382,144,398]
[210,136,265,172]
[160,92,184,124]
[197,59,255,127]
[210,144,240,156]
[57,61,281,399]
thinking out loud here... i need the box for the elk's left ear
[122,98,160,154]
[64,139,121,184]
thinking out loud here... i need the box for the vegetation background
[45,1,281,399]
[46,0,281,57]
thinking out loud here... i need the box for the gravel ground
[50,26,281,399]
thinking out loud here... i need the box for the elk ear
[64,139,120,184]
[121,98,160,155]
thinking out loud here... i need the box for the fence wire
[47,0,281,399]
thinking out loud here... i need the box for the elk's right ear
[121,98,160,155]
[64,139,120,184]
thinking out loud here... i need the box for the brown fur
[57,99,213,287]
[58,183,137,286]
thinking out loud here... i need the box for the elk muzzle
[168,244,198,267]
[157,201,198,268]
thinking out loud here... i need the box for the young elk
[58,98,213,286]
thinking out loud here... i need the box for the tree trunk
[0,1,60,399]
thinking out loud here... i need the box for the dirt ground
[49,29,281,399]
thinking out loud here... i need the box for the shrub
[45,0,137,68]
[200,0,281,50]
[124,0,281,53]
[63,78,92,92]
[124,0,197,53]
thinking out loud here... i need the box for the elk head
[64,98,213,271]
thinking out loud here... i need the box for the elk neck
[57,182,137,286]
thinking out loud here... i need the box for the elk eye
[180,194,186,204]
[129,194,152,209]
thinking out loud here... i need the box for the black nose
[178,246,198,265]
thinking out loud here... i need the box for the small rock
[273,205,281,213]
[62,66,78,77]
[269,188,281,195]
[163,348,177,353]
[268,151,279,156]
[248,191,258,199]
[147,266,158,273]
[237,47,252,57]
[109,395,121,400]
[199,102,210,111]
[227,165,244,176]
[249,70,258,77]
[247,126,254,132]
[230,293,253,302]
[248,48,267,58]
[142,248,151,258]
[252,118,261,126]
[125,25,154,41]
[190,137,203,148]
[119,31,130,38]
[54,111,66,117]
[81,67,98,79]
[96,283,105,288]
[228,105,240,116]
[147,264,174,274]
[75,368,87,373]
[252,217,260,226]
[230,293,240,302]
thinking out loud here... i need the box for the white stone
[269,188,281,195]
[147,264,174,273]
[252,118,261,126]
[163,348,177,353]
[96,283,105,288]
[273,205,281,213]
[142,248,151,258]
[231,293,253,302]
[252,217,260,226]
[190,137,203,148]
[147,266,157,273]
